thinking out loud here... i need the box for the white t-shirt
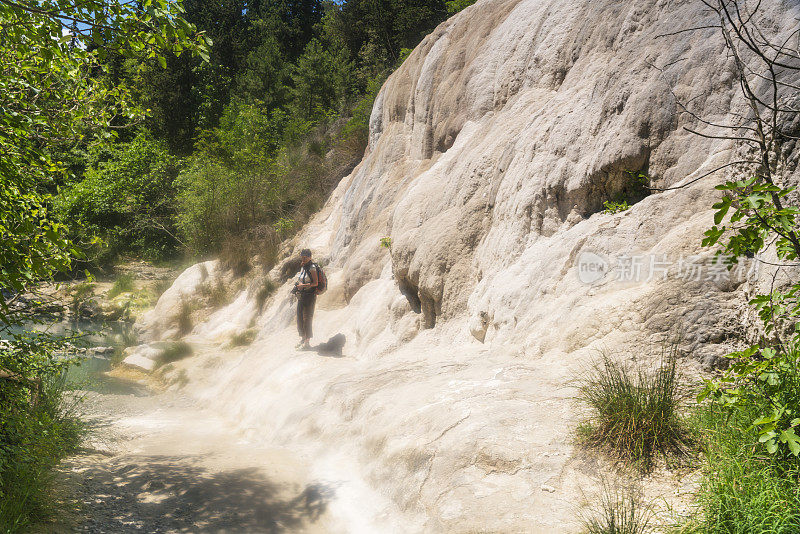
[296,263,317,289]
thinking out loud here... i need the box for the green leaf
[780,429,800,456]
[713,197,731,224]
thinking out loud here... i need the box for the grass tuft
[155,341,193,368]
[107,273,135,299]
[576,346,691,471]
[581,482,651,534]
[151,278,173,300]
[230,329,257,347]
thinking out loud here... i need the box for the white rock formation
[122,343,162,372]
[139,0,800,531]
[136,260,222,342]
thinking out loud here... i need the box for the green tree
[57,132,182,263]
[0,0,208,317]
[291,38,353,120]
[0,0,207,529]
[695,0,800,460]
[234,16,290,106]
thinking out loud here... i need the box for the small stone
[541,484,556,493]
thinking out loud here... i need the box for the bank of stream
[6,266,341,533]
[20,317,335,533]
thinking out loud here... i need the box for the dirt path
[51,382,334,533]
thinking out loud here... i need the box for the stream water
[2,318,138,395]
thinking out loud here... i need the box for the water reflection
[2,318,146,396]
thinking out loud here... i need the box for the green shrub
[576,347,691,471]
[603,200,631,214]
[446,0,477,15]
[699,343,800,459]
[56,131,181,264]
[107,273,135,299]
[581,482,651,534]
[686,405,800,533]
[175,101,355,262]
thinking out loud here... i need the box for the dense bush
[57,133,181,263]
[175,97,367,267]
[681,406,800,533]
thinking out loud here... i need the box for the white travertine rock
[137,0,800,531]
[136,260,220,341]
[121,344,162,372]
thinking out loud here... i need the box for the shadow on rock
[312,333,346,358]
[75,455,333,533]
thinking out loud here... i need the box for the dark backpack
[306,262,327,295]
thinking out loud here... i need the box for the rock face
[136,260,223,342]
[139,0,800,531]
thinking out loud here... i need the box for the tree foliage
[63,0,455,265]
[0,0,208,311]
[0,2,206,528]
[57,132,182,262]
[696,0,800,460]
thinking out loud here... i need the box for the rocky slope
[133,0,800,531]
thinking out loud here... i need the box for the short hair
[300,248,312,257]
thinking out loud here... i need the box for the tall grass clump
[176,299,194,336]
[678,404,800,533]
[254,278,276,311]
[576,347,691,471]
[0,374,83,532]
[581,482,651,534]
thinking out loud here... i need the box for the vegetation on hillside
[1,2,457,526]
[56,0,455,267]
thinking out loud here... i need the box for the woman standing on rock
[293,249,318,349]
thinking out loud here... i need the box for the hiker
[293,248,318,349]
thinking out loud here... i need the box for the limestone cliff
[136,0,800,531]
